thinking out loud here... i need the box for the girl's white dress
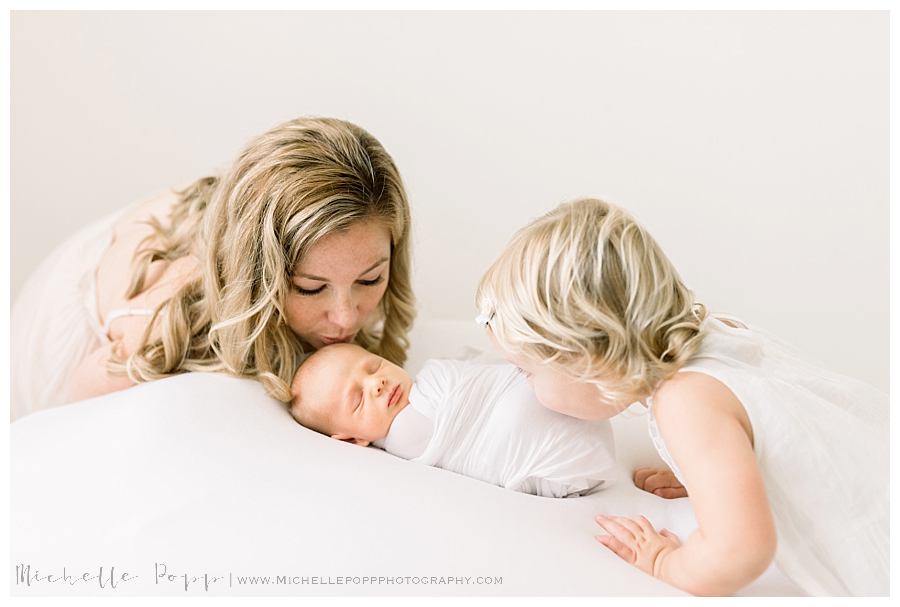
[647,315,889,596]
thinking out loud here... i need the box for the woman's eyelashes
[358,276,385,287]
[292,275,384,297]
[294,284,325,296]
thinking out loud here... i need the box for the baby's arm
[597,373,776,595]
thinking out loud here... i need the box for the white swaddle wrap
[376,359,616,498]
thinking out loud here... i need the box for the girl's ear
[331,433,370,447]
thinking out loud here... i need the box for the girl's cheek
[533,384,555,411]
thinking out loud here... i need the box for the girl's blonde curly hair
[110,116,415,402]
[476,198,705,406]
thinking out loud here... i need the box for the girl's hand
[594,514,681,577]
[633,466,688,499]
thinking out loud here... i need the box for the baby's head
[476,197,706,419]
[290,343,414,446]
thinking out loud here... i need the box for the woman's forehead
[293,220,391,277]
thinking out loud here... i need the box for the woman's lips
[320,335,353,345]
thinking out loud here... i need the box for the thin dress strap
[101,308,156,338]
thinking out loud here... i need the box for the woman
[11,117,415,420]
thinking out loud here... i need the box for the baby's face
[301,344,413,446]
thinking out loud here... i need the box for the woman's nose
[328,291,359,332]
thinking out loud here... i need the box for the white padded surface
[10,320,804,596]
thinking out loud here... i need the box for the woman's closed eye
[293,284,325,296]
[292,275,384,297]
[357,275,384,287]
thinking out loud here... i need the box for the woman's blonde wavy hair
[110,116,415,402]
[476,198,706,406]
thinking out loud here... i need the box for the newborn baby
[290,343,616,498]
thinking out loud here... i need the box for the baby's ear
[331,433,370,447]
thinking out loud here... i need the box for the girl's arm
[596,372,777,596]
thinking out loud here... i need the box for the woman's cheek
[362,281,389,317]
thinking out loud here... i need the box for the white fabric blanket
[403,360,616,498]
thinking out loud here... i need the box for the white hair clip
[475,312,495,327]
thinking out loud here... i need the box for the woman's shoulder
[96,186,201,343]
[100,187,194,276]
[113,186,186,232]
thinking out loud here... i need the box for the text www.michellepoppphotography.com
[14,563,503,592]
[230,575,504,587]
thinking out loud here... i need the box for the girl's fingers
[595,515,636,543]
[641,471,665,492]
[633,467,654,488]
[644,471,679,493]
[659,528,681,544]
[635,468,684,495]
[612,515,644,538]
[595,534,635,563]
[634,514,656,534]
[653,487,687,499]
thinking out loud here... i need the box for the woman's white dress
[11,208,150,421]
[647,315,889,596]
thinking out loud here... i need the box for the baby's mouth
[387,385,401,407]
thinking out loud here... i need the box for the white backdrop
[10,11,888,390]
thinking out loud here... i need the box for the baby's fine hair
[288,347,333,435]
[476,198,706,405]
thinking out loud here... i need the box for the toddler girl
[475,198,888,596]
